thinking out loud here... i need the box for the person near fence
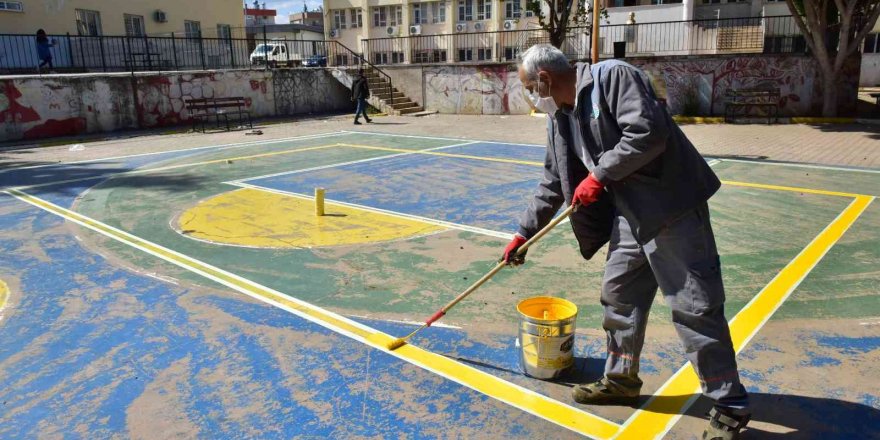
[35,29,55,72]
[503,44,751,440]
[351,70,372,125]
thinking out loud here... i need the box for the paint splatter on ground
[0,131,878,438]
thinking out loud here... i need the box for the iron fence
[0,16,810,73]
[361,15,807,65]
[0,28,350,74]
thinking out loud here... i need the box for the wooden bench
[724,88,780,124]
[870,92,880,108]
[184,97,253,133]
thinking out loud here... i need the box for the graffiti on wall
[274,70,350,116]
[424,65,531,115]
[136,71,274,128]
[1,78,133,140]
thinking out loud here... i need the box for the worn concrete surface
[0,125,878,439]
[2,114,880,169]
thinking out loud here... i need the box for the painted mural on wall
[275,70,350,116]
[424,65,532,115]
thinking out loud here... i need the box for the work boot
[571,378,640,405]
[365,116,373,123]
[354,119,362,125]
[703,407,750,440]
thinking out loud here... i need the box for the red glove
[572,174,604,208]
[501,234,528,265]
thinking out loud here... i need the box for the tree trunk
[550,29,565,48]
[819,66,838,117]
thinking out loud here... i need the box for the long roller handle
[426,204,576,326]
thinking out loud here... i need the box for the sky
[257,0,324,24]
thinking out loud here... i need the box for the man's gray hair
[519,44,571,80]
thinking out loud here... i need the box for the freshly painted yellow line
[720,180,866,198]
[177,188,443,248]
[337,143,545,167]
[5,188,621,440]
[613,195,874,440]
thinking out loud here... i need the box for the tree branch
[785,0,822,60]
[845,0,880,59]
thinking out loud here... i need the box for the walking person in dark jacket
[351,70,372,125]
[503,44,750,440]
[35,29,55,73]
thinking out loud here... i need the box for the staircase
[363,70,423,115]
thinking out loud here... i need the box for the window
[477,0,492,20]
[373,7,387,27]
[412,3,428,24]
[865,33,879,54]
[184,20,201,38]
[432,2,447,23]
[335,54,349,65]
[217,24,232,39]
[504,46,520,60]
[457,48,473,61]
[700,0,721,3]
[0,1,23,12]
[350,9,363,28]
[763,35,806,53]
[393,5,403,26]
[76,9,102,36]
[505,0,521,19]
[124,14,145,37]
[333,10,347,29]
[391,52,405,63]
[459,0,474,21]
[374,52,389,64]
[477,48,492,60]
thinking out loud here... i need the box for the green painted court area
[1,130,878,438]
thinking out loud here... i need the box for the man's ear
[537,70,551,84]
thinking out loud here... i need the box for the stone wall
[1,69,351,142]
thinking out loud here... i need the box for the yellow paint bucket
[516,296,578,380]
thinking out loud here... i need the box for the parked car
[250,42,302,67]
[302,54,327,67]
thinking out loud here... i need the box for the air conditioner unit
[154,10,167,23]
[524,10,535,17]
[503,20,516,30]
[329,29,340,38]
[473,22,484,31]
[386,25,399,36]
[409,25,422,35]
[455,23,468,33]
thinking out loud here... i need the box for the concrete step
[398,106,425,115]
[390,101,419,110]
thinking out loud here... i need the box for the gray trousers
[601,203,749,410]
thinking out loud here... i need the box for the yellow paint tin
[517,296,578,380]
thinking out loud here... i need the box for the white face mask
[527,78,558,114]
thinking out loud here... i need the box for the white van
[250,42,302,66]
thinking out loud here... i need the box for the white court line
[0,131,347,175]
[229,141,479,185]
[229,182,514,240]
[341,130,546,148]
[709,157,880,175]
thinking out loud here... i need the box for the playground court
[0,128,878,439]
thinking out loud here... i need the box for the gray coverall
[517,60,748,409]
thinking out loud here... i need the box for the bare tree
[784,0,880,116]
[526,0,606,49]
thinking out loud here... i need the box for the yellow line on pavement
[720,180,867,198]
[5,187,621,440]
[0,279,8,312]
[613,195,874,440]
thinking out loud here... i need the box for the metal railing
[361,15,806,65]
[0,16,809,73]
[0,27,340,74]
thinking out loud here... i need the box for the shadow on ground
[649,393,880,438]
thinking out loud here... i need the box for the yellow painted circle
[177,188,443,248]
